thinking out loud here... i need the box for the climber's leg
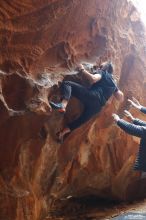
[49,81,91,113]
[68,105,101,131]
[57,102,101,142]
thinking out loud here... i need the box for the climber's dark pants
[61,81,102,131]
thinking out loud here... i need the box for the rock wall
[0,0,146,219]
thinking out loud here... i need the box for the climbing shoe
[49,101,66,113]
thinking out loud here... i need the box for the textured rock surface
[0,0,146,219]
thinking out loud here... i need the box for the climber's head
[100,61,114,74]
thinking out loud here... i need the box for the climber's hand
[128,97,142,110]
[112,113,120,122]
[124,110,134,120]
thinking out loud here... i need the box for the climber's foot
[49,101,66,113]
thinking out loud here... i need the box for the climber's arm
[78,64,102,85]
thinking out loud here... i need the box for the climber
[112,111,146,174]
[128,97,146,114]
[50,61,124,142]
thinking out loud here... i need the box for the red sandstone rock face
[0,0,146,219]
